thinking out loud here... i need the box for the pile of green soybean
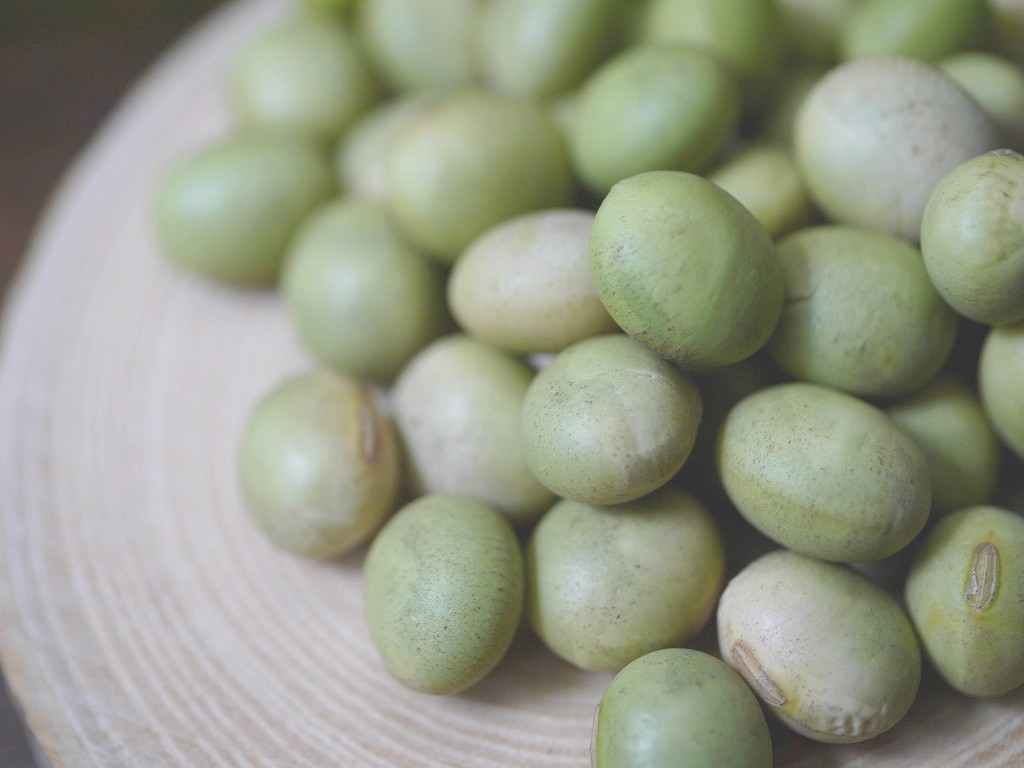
[155,0,1024,764]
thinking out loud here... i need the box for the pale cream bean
[448,209,617,354]
[718,550,921,743]
[795,57,997,240]
[392,335,555,526]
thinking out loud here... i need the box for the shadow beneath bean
[773,667,1024,767]
[461,625,612,711]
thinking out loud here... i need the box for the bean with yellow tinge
[906,505,1024,697]
[238,370,400,558]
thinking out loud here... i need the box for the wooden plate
[0,0,1021,765]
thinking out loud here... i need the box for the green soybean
[364,494,524,694]
[990,0,1024,66]
[355,0,482,91]
[477,0,619,98]
[767,225,958,397]
[301,0,355,18]
[979,322,1024,461]
[387,90,572,262]
[839,0,987,62]
[708,143,813,239]
[589,170,783,369]
[774,0,858,62]
[887,377,1000,517]
[281,199,447,381]
[334,92,441,204]
[527,490,724,673]
[920,150,1024,326]
[640,0,786,101]
[155,136,335,285]
[939,53,1024,150]
[592,648,773,768]
[520,334,702,505]
[717,383,932,562]
[568,44,741,194]
[230,16,376,143]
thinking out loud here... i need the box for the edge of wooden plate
[0,1,287,764]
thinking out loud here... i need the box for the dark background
[0,1,225,763]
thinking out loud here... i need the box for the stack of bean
[154,0,1024,764]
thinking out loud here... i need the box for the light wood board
[0,0,1021,765]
